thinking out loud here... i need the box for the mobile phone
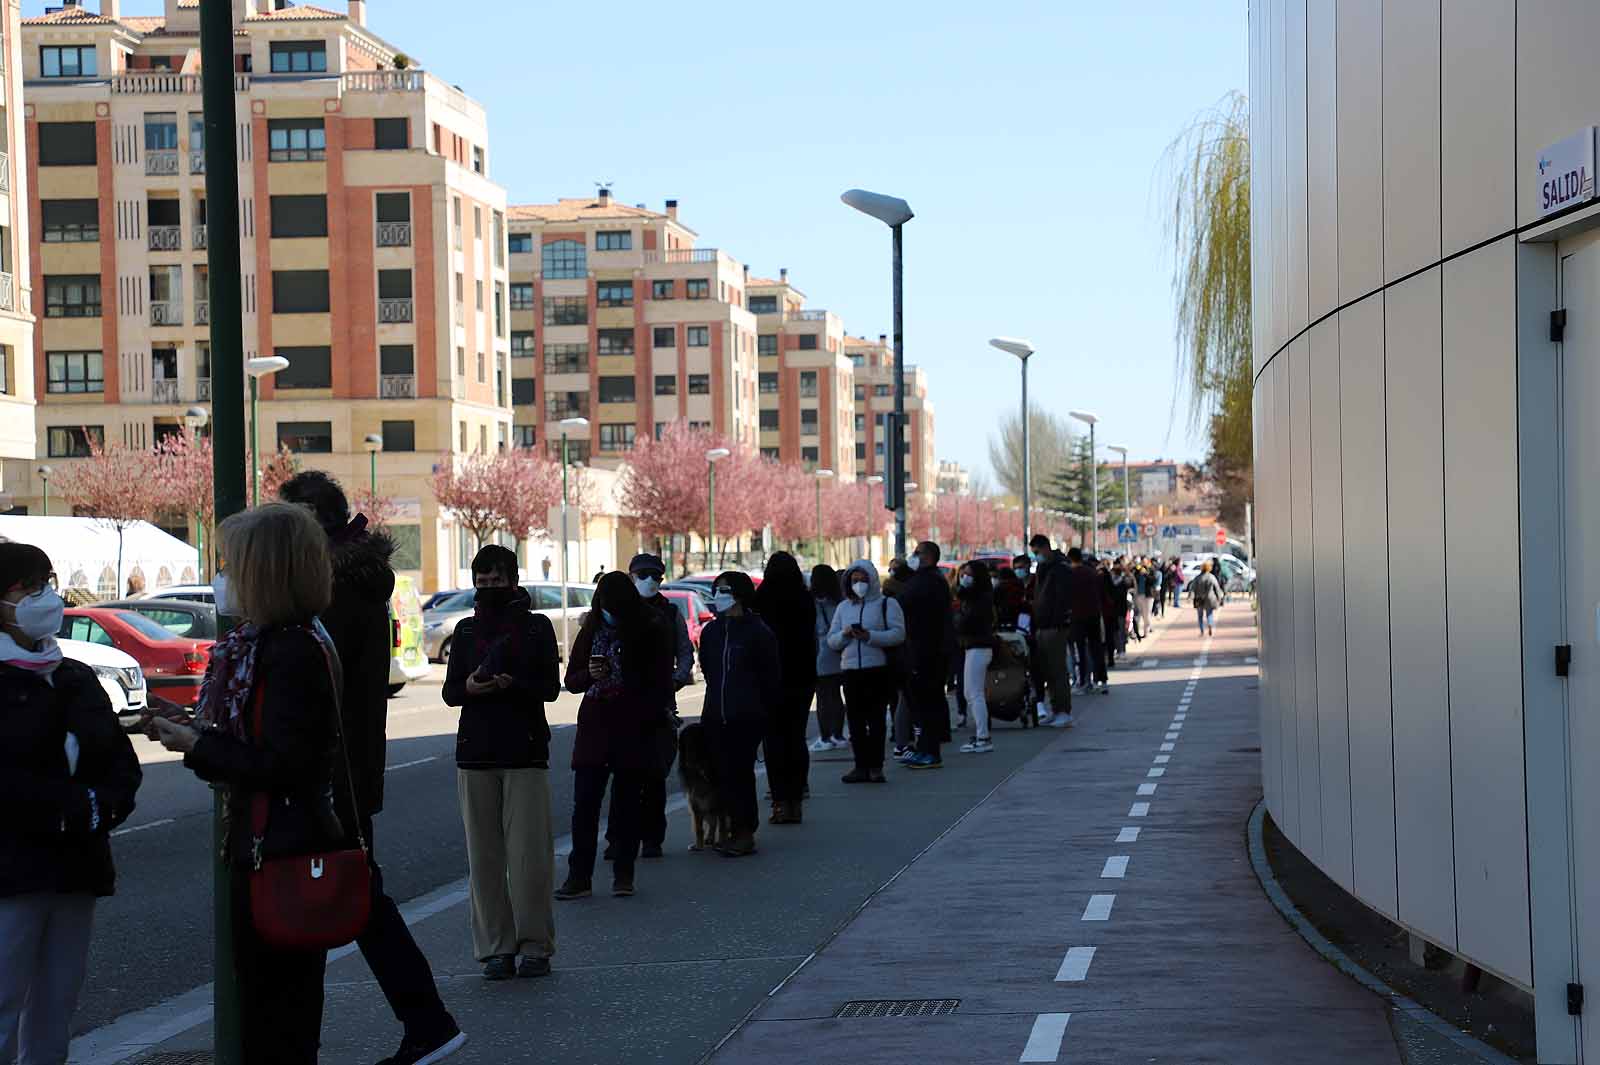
[588,654,607,671]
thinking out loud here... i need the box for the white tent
[0,516,200,601]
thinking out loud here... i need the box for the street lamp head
[840,188,914,228]
[182,405,209,429]
[1068,409,1099,426]
[36,464,52,480]
[364,433,384,452]
[557,417,590,437]
[904,481,918,492]
[245,355,290,379]
[866,475,884,486]
[706,447,732,463]
[988,337,1034,360]
[1106,444,1128,457]
[815,468,835,480]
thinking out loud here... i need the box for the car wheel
[438,637,452,664]
[387,684,405,697]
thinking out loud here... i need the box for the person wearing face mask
[0,543,141,1065]
[558,572,673,896]
[953,562,998,754]
[602,554,692,863]
[826,560,906,783]
[897,542,956,769]
[443,545,562,981]
[808,564,847,752]
[754,552,817,825]
[1026,534,1075,726]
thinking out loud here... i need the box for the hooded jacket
[699,612,782,730]
[320,528,396,817]
[825,560,907,672]
[955,570,997,650]
[443,587,563,770]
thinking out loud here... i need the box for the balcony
[197,378,211,402]
[0,273,13,313]
[376,221,411,248]
[150,301,181,326]
[379,298,414,324]
[146,150,179,177]
[343,70,427,94]
[148,226,181,252]
[189,150,206,174]
[0,153,10,195]
[152,379,179,404]
[193,226,207,250]
[380,373,416,399]
[195,300,209,325]
[642,247,722,265]
[544,398,590,420]
[788,309,829,321]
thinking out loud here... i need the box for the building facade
[845,333,934,502]
[1251,3,1600,1058]
[749,270,853,476]
[8,0,509,589]
[0,0,33,486]
[934,459,968,497]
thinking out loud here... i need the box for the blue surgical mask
[958,574,974,589]
[1028,551,1040,564]
[713,592,735,614]
[600,608,617,626]
[906,555,922,572]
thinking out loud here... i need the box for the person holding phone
[698,573,781,855]
[826,560,906,783]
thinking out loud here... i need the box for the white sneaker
[1047,712,1075,728]
[1099,682,1110,694]
[808,738,832,753]
[830,738,851,751]
[960,738,994,753]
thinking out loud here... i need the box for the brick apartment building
[845,333,935,504]
[0,0,32,485]
[748,269,853,476]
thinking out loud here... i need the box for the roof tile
[508,198,666,223]
[242,4,345,21]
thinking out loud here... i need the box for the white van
[60,637,148,729]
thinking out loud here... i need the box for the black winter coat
[899,567,955,677]
[1031,550,1072,629]
[442,590,562,770]
[321,529,395,816]
[955,584,997,649]
[566,612,674,771]
[754,586,817,693]
[699,614,781,731]
[0,659,141,898]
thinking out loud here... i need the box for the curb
[1245,800,1522,1065]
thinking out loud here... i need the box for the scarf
[194,623,265,740]
[0,632,64,680]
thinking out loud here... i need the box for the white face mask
[906,555,922,571]
[851,580,871,600]
[959,574,974,589]
[713,592,735,614]
[212,572,237,617]
[632,575,660,598]
[4,587,65,641]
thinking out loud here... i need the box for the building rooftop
[23,5,118,25]
[508,198,667,223]
[26,1,344,31]
[242,4,346,21]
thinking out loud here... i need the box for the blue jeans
[1196,607,1214,634]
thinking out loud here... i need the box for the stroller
[985,629,1036,729]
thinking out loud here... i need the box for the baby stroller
[986,630,1035,729]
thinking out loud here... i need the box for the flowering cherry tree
[619,421,725,573]
[54,439,160,598]
[349,488,401,533]
[432,452,508,549]
[497,451,563,546]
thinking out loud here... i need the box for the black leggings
[842,667,896,770]
[706,720,765,834]
[814,675,846,741]
[767,683,815,802]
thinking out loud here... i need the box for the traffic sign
[1215,528,1227,547]
[1142,521,1157,539]
[1160,524,1178,539]
[1117,522,1139,543]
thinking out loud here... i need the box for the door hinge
[1569,982,1584,1016]
[1557,645,1573,677]
[1552,308,1568,343]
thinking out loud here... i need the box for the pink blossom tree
[151,429,216,574]
[619,420,723,574]
[54,439,161,598]
[349,488,401,533]
[496,451,563,547]
[431,452,508,550]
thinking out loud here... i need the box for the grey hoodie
[825,559,907,672]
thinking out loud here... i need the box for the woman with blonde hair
[151,502,352,1065]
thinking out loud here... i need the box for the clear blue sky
[35,0,1249,482]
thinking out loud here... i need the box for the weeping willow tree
[1159,91,1252,529]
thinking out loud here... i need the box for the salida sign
[1538,128,1595,218]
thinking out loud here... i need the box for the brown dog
[677,722,730,850]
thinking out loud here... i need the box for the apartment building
[10,0,510,589]
[0,0,32,488]
[506,192,760,465]
[935,460,968,496]
[845,333,935,501]
[747,270,853,477]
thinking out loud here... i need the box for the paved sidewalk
[708,604,1405,1065]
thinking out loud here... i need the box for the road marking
[1117,826,1140,843]
[1165,732,1179,741]
[1246,656,1259,664]
[1174,713,1187,721]
[1161,741,1175,751]
[1137,783,1158,796]
[1101,855,1129,878]
[1141,659,1159,669]
[1054,947,1096,983]
[385,756,437,771]
[1147,768,1165,778]
[1154,754,1170,764]
[111,818,175,838]
[1020,1013,1072,1062]
[1082,894,1116,921]
[1129,802,1150,817]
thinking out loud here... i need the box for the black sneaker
[376,1023,468,1065]
[841,768,871,784]
[553,879,592,901]
[640,843,664,859]
[481,955,515,981]
[602,842,617,862]
[612,878,636,897]
[517,956,551,979]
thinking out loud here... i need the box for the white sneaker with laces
[830,738,850,750]
[1100,682,1110,694]
[1047,713,1075,728]
[960,737,994,753]
[808,738,832,753]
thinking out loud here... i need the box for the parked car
[59,636,148,730]
[665,572,763,603]
[99,598,219,641]
[422,581,595,663]
[421,588,469,612]
[661,588,712,650]
[144,584,215,605]
[968,552,1016,575]
[389,575,430,696]
[60,607,211,707]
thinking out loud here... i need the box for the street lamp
[989,337,1034,545]
[841,187,914,559]
[37,465,53,517]
[1106,444,1130,558]
[184,407,211,577]
[814,468,834,564]
[705,447,731,571]
[245,355,289,506]
[363,433,383,495]
[556,417,589,655]
[865,475,883,559]
[1068,410,1099,553]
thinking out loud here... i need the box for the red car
[661,589,713,649]
[59,607,213,707]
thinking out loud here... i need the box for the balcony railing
[195,300,209,325]
[0,273,14,313]
[642,247,722,265]
[197,378,211,402]
[379,298,414,324]
[343,70,427,93]
[152,378,179,404]
[376,221,411,248]
[380,373,416,399]
[148,226,181,252]
[146,149,179,176]
[0,154,10,196]
[150,301,181,326]
[788,309,829,321]
[189,150,206,174]
[193,225,207,250]
[544,399,590,420]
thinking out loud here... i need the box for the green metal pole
[561,437,571,654]
[370,450,377,494]
[815,479,822,565]
[195,514,205,581]
[706,462,715,572]
[249,378,259,508]
[40,478,47,516]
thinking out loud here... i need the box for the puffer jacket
[825,559,907,671]
[699,613,782,729]
[814,598,842,677]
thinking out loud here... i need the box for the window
[374,192,410,224]
[379,344,413,374]
[0,345,8,395]
[761,446,780,460]
[475,280,483,310]
[44,276,101,318]
[472,146,484,174]
[856,443,867,461]
[543,296,586,326]
[473,206,482,239]
[271,270,330,313]
[508,233,533,254]
[758,335,778,357]
[456,346,466,376]
[46,351,103,394]
[855,385,866,401]
[459,421,468,451]
[854,414,866,432]
[749,295,778,314]
[38,123,97,166]
[874,384,891,397]
[654,422,667,440]
[652,326,675,348]
[42,200,99,243]
[798,334,819,351]
[144,112,178,152]
[544,343,587,374]
[654,375,677,396]
[800,371,818,397]
[41,44,98,78]
[542,239,586,279]
[598,376,635,403]
[802,446,820,463]
[651,279,673,300]
[509,283,534,310]
[511,331,535,358]
[596,230,632,251]
[546,391,588,420]
[759,372,779,394]
[759,409,779,431]
[47,425,103,459]
[274,346,331,389]
[598,423,635,451]
[686,326,709,347]
[268,119,325,162]
[373,118,408,150]
[511,379,535,406]
[688,374,710,395]
[596,280,632,307]
[189,112,204,153]
[378,269,412,300]
[476,351,485,383]
[514,425,537,448]
[597,329,634,356]
[686,279,710,300]
[269,41,328,73]
[277,421,332,453]
[269,194,328,237]
[801,409,819,433]
[381,420,415,452]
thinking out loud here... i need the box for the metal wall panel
[1335,0,1384,302]
[1286,0,1310,337]
[1515,2,1600,228]
[1381,0,1441,281]
[1275,355,1301,842]
[1290,336,1321,862]
[1306,0,1340,320]
[1440,0,1514,252]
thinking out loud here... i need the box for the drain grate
[836,998,960,1019]
[131,1054,213,1065]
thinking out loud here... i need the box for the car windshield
[126,606,206,638]
[436,589,477,611]
[112,610,185,642]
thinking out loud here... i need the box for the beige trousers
[457,767,556,962]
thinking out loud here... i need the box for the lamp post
[989,337,1034,545]
[363,433,383,495]
[37,465,52,517]
[814,468,834,565]
[1068,410,1099,553]
[245,355,289,506]
[1107,444,1129,558]
[557,417,589,655]
[841,187,914,559]
[705,447,731,570]
[184,407,210,577]
[865,475,883,559]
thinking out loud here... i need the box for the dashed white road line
[1129,802,1150,817]
[1117,826,1140,843]
[1137,782,1158,796]
[1082,894,1116,921]
[1154,754,1170,764]
[1147,768,1165,778]
[1165,732,1180,741]
[385,756,437,771]
[1054,947,1096,983]
[111,818,175,838]
[1101,856,1129,879]
[1020,1013,1072,1062]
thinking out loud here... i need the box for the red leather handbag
[247,624,371,951]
